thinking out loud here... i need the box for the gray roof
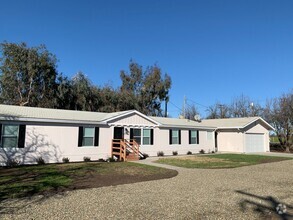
[0,104,132,124]
[200,117,273,129]
[200,117,259,128]
[0,104,273,130]
[150,116,216,129]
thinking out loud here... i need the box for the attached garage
[245,133,265,153]
[200,117,274,153]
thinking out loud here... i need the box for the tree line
[0,42,171,116]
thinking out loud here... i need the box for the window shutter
[197,130,199,144]
[0,124,2,146]
[169,129,172,145]
[78,127,83,147]
[130,128,134,140]
[179,130,181,145]
[94,127,99,146]
[18,125,26,148]
[189,130,191,144]
[150,129,154,145]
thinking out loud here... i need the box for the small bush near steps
[172,151,178,156]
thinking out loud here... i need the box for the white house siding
[0,124,112,165]
[217,130,244,153]
[139,128,215,156]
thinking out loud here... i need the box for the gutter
[0,117,107,125]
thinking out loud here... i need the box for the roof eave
[0,116,107,125]
[103,110,162,126]
[159,125,216,130]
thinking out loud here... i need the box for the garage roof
[200,117,274,130]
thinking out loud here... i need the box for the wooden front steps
[111,139,140,161]
[126,153,140,161]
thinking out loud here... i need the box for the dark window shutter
[197,130,199,144]
[189,130,191,144]
[18,125,26,148]
[179,130,181,145]
[94,127,99,146]
[0,124,2,146]
[130,128,134,140]
[78,127,83,147]
[150,129,154,145]
[169,129,172,145]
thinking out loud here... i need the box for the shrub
[199,149,205,154]
[172,151,178,156]
[142,153,149,158]
[187,151,192,155]
[98,158,106,162]
[6,158,20,167]
[157,151,164,157]
[211,151,215,154]
[107,157,116,162]
[83,156,91,162]
[62,157,70,163]
[36,157,45,165]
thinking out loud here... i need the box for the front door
[114,127,124,140]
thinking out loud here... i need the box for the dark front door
[215,132,218,152]
[114,127,124,140]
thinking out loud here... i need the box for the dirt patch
[69,170,177,190]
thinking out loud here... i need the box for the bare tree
[206,103,230,119]
[263,92,293,152]
[184,104,199,120]
[230,94,263,117]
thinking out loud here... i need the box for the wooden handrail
[111,139,140,161]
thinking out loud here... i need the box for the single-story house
[0,104,274,165]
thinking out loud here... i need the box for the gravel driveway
[1,157,293,220]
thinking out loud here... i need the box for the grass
[0,162,177,201]
[156,154,292,169]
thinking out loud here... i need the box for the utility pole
[164,96,169,117]
[183,95,186,118]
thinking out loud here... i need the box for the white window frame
[82,127,95,146]
[190,130,198,144]
[1,124,19,148]
[171,129,179,145]
[142,129,151,145]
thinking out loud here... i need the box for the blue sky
[0,0,292,117]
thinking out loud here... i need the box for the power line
[168,101,182,112]
[186,98,209,109]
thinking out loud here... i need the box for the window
[78,127,99,147]
[207,131,213,140]
[169,129,181,145]
[132,128,141,145]
[189,130,199,144]
[130,128,154,145]
[0,124,26,148]
[143,129,151,145]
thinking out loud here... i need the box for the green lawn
[156,154,292,169]
[0,162,177,201]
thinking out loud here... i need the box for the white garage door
[245,133,264,153]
